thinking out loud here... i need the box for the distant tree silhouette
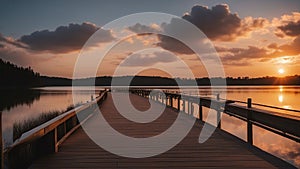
[0,59,40,87]
[1,59,299,87]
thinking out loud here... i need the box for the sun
[278,68,285,74]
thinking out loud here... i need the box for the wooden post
[217,94,221,129]
[247,98,253,145]
[191,103,194,116]
[188,100,190,115]
[170,96,173,108]
[199,101,203,121]
[177,97,180,112]
[54,128,58,152]
[182,99,185,113]
[166,96,169,106]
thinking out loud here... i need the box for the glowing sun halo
[278,68,285,74]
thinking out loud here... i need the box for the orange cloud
[273,12,300,38]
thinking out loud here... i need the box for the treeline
[1,59,300,87]
[78,76,300,86]
[0,59,40,87]
[225,76,300,85]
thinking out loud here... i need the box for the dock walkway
[30,93,292,169]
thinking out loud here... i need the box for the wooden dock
[29,92,294,169]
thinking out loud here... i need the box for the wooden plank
[30,93,295,169]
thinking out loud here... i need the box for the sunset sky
[0,0,300,78]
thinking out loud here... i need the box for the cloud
[270,12,300,59]
[182,4,268,41]
[0,43,34,66]
[157,17,216,55]
[121,51,177,67]
[127,23,161,34]
[18,22,115,53]
[0,33,27,48]
[279,36,300,55]
[157,35,194,55]
[155,4,268,55]
[274,12,300,38]
[217,38,300,66]
[216,46,269,66]
[267,43,278,49]
[277,20,300,37]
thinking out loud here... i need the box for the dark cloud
[216,46,269,66]
[157,17,215,55]
[18,22,115,53]
[157,35,194,55]
[156,4,267,55]
[121,51,177,67]
[127,23,160,34]
[182,4,267,41]
[277,20,300,37]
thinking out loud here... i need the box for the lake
[1,86,299,167]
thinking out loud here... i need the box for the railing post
[217,94,221,129]
[188,100,190,115]
[191,103,194,116]
[199,100,203,121]
[177,97,180,112]
[247,98,253,145]
[54,128,58,152]
[166,96,169,106]
[182,99,185,113]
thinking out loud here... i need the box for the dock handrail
[4,90,108,169]
[130,89,300,145]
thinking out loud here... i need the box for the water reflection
[197,108,300,168]
[1,86,299,167]
[173,86,300,168]
[1,87,103,147]
[0,89,41,111]
[278,94,283,103]
[279,86,283,92]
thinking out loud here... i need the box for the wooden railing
[130,89,300,144]
[3,90,108,169]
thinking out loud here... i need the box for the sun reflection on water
[279,85,283,92]
[278,94,283,103]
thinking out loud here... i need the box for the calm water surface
[1,86,103,147]
[1,86,299,167]
[169,85,300,167]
